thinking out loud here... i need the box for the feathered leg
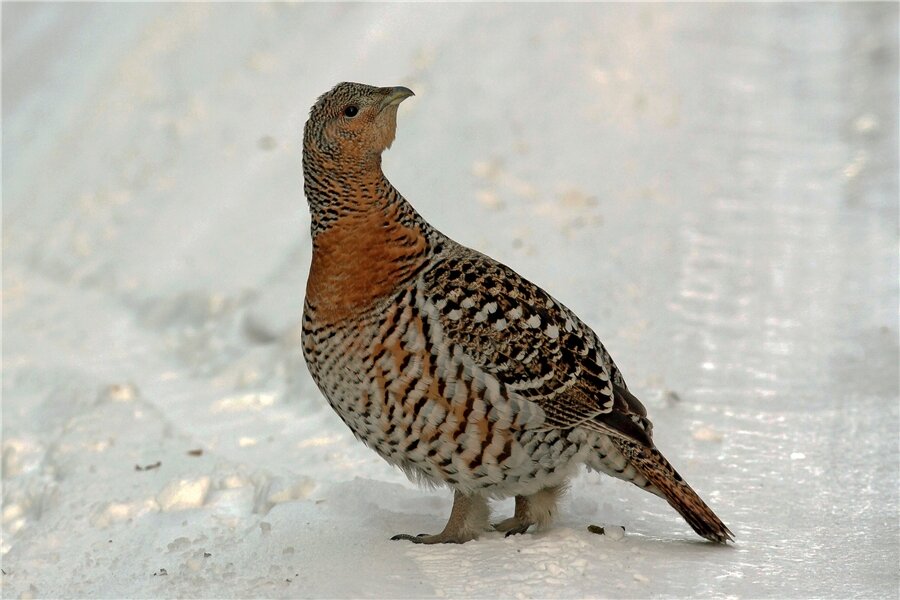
[493,484,567,536]
[391,490,490,544]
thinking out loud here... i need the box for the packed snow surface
[3,3,898,598]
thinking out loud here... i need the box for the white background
[3,3,898,598]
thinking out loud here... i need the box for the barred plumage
[301,82,732,544]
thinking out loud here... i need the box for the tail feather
[614,439,734,543]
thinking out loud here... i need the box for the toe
[495,517,532,535]
[493,517,521,533]
[504,524,531,537]
[391,531,476,544]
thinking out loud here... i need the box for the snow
[2,2,898,598]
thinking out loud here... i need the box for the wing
[418,247,653,446]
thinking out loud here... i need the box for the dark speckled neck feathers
[303,144,434,325]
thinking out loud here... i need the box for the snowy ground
[3,3,898,599]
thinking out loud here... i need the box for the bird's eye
[344,105,359,118]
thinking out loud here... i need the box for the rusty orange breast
[306,203,428,325]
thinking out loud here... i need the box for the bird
[300,82,733,545]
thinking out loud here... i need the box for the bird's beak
[377,86,415,111]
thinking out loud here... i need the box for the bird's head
[304,82,414,170]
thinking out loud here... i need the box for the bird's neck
[303,153,434,323]
[305,153,399,231]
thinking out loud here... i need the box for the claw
[390,532,469,544]
[493,516,532,535]
[503,524,531,537]
[391,533,428,544]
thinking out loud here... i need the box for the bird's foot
[390,490,489,545]
[390,531,477,544]
[492,516,532,537]
[492,485,567,537]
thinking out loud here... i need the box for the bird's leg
[493,494,532,535]
[493,484,566,536]
[391,490,489,544]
